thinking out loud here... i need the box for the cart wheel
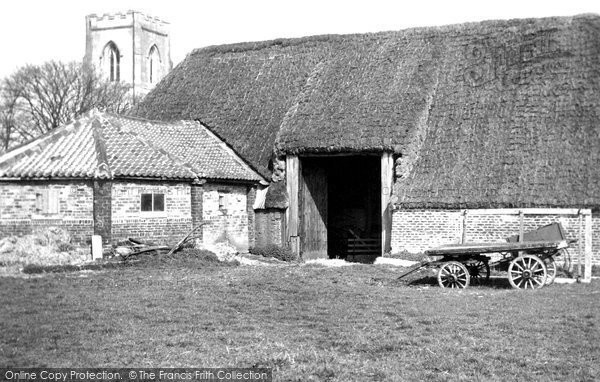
[437,261,470,289]
[543,257,557,286]
[465,259,490,285]
[508,255,547,290]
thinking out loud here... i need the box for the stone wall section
[85,11,171,96]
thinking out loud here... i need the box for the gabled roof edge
[193,119,268,184]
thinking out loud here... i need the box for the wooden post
[518,210,524,242]
[381,153,393,256]
[517,210,524,256]
[286,156,299,255]
[461,210,468,244]
[583,211,592,283]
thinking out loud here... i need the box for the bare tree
[0,61,131,152]
[0,92,16,151]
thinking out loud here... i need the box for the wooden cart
[397,223,574,290]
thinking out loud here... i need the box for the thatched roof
[134,14,600,208]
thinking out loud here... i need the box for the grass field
[1,262,598,381]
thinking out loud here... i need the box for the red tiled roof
[0,111,264,183]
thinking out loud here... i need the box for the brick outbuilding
[0,110,266,250]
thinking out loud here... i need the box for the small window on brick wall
[218,190,230,213]
[141,193,165,212]
[35,189,60,214]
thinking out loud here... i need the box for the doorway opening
[299,155,381,262]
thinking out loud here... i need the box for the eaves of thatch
[134,14,600,209]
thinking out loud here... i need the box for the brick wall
[0,180,258,249]
[0,181,94,243]
[391,210,463,252]
[464,214,583,243]
[202,183,249,251]
[254,209,284,247]
[190,184,203,243]
[111,181,192,244]
[93,180,112,244]
[391,209,599,264]
[246,186,257,249]
[594,214,600,265]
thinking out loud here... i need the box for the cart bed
[425,240,568,257]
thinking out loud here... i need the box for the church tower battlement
[84,10,172,99]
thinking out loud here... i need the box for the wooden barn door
[300,159,328,259]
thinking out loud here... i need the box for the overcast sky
[1,0,599,79]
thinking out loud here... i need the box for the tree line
[0,61,132,153]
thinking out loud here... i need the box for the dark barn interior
[300,156,381,261]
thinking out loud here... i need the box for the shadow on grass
[22,249,239,274]
[402,275,515,289]
[22,262,123,274]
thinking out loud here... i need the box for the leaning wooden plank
[118,245,165,260]
[397,260,433,280]
[165,222,206,257]
[128,237,154,246]
[133,246,170,254]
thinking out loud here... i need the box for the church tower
[84,11,172,99]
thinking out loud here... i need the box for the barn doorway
[299,155,381,262]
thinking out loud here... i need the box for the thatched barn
[134,14,600,264]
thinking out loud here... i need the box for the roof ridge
[190,14,599,57]
[92,115,112,179]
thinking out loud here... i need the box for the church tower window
[102,42,120,82]
[148,45,161,84]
